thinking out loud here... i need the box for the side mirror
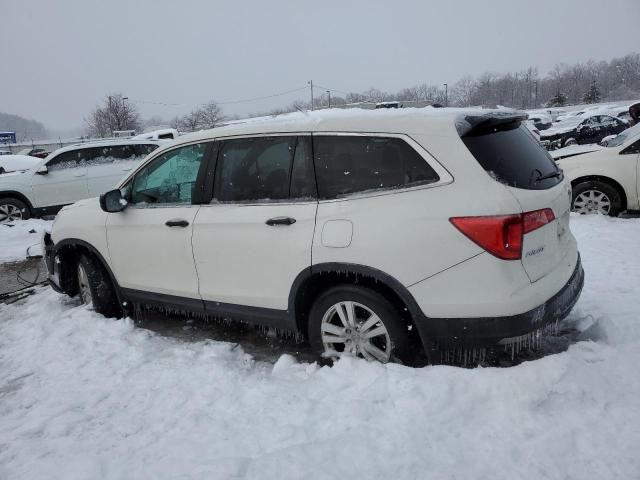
[36,165,48,175]
[99,189,127,213]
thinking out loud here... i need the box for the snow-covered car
[554,122,640,216]
[44,108,583,365]
[0,154,41,174]
[0,140,161,223]
[540,113,628,150]
[526,112,553,130]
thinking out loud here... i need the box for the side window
[86,145,136,166]
[134,144,159,156]
[46,148,92,171]
[313,136,440,199]
[290,137,316,199]
[130,143,206,205]
[214,136,296,202]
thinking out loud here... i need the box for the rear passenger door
[87,143,159,197]
[192,135,317,311]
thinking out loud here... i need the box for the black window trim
[310,131,453,204]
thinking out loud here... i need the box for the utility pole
[327,90,331,108]
[309,80,314,111]
[443,83,448,107]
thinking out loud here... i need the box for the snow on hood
[550,143,604,159]
[0,154,41,173]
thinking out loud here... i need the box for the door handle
[265,216,296,226]
[165,219,189,228]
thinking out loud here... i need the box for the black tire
[77,253,122,318]
[0,197,31,223]
[308,285,413,364]
[563,137,577,147]
[572,180,623,217]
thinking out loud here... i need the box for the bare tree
[198,101,225,128]
[451,76,477,107]
[86,93,141,137]
[180,110,202,132]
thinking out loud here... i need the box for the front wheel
[563,137,577,147]
[76,254,122,317]
[308,285,413,364]
[571,180,622,216]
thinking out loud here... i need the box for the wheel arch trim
[53,238,124,306]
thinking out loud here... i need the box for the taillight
[450,209,555,260]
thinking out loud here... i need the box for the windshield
[604,123,640,148]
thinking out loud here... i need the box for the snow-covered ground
[1,214,639,479]
[0,219,51,263]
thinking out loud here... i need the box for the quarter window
[130,143,206,204]
[312,136,439,199]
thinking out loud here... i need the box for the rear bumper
[415,254,584,347]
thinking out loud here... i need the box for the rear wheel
[308,285,413,364]
[76,254,122,317]
[0,197,31,223]
[571,180,622,216]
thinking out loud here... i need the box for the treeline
[254,52,640,116]
[0,112,47,141]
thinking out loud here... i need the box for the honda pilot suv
[44,109,583,364]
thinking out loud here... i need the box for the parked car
[554,122,640,216]
[526,112,553,130]
[0,150,12,156]
[540,113,628,150]
[44,109,583,365]
[16,147,50,158]
[0,154,41,174]
[0,140,161,222]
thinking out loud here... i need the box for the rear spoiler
[456,111,529,137]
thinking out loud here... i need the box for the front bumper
[415,254,584,347]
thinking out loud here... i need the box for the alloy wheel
[573,189,611,214]
[0,204,23,223]
[77,263,93,306]
[320,301,391,362]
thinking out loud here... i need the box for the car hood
[540,125,578,137]
[550,144,604,160]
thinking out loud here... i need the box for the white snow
[1,214,640,479]
[0,154,41,174]
[0,219,52,262]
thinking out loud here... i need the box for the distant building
[0,132,17,144]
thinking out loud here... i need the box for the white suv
[44,109,584,364]
[0,140,161,222]
[552,123,640,216]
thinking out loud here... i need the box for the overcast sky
[2,0,639,132]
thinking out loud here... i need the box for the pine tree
[583,81,601,104]
[546,91,567,107]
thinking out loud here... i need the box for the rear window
[462,123,562,190]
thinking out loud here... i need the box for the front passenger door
[106,142,210,300]
[30,149,89,207]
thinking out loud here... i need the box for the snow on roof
[179,107,523,145]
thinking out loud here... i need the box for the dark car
[540,114,628,150]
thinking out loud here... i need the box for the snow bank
[0,215,639,479]
[0,219,51,263]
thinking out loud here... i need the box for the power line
[128,86,309,110]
